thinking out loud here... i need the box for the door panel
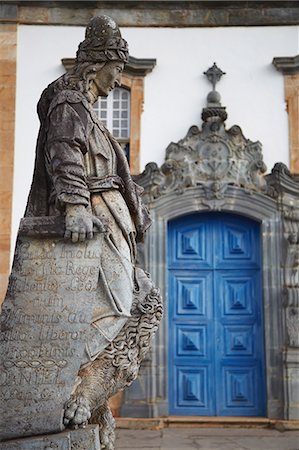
[176,366,213,413]
[170,271,212,317]
[168,213,266,416]
[216,219,260,269]
[169,269,215,415]
[169,221,213,269]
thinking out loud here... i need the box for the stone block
[0,5,17,21]
[0,25,17,60]
[0,425,101,449]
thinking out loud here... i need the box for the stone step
[115,417,299,431]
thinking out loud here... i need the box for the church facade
[0,0,299,420]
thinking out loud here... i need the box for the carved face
[91,60,124,99]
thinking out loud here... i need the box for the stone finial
[202,63,227,121]
[204,62,226,91]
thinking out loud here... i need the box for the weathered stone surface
[0,219,103,441]
[1,1,299,27]
[0,424,101,449]
[0,4,17,21]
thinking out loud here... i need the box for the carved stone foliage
[266,163,299,348]
[135,67,267,209]
[137,121,267,208]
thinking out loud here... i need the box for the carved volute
[135,63,267,208]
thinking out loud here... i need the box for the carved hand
[64,204,106,243]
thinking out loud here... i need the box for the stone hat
[76,15,129,64]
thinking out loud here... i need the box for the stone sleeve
[46,101,90,207]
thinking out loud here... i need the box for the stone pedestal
[0,425,101,449]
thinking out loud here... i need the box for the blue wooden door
[168,212,266,416]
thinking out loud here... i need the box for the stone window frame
[62,56,156,175]
[0,24,17,304]
[273,55,299,175]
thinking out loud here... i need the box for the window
[94,87,131,161]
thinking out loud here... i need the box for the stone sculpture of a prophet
[0,16,162,450]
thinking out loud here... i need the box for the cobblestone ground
[115,427,299,450]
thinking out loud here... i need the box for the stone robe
[25,84,151,365]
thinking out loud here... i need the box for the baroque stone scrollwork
[267,163,299,348]
[136,65,267,209]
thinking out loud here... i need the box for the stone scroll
[0,217,103,441]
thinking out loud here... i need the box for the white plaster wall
[13,24,299,249]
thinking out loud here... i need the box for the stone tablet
[0,217,103,441]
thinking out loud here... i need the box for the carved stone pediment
[136,64,267,207]
[266,162,299,200]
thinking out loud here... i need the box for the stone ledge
[273,55,299,75]
[1,1,299,27]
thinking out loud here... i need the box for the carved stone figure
[0,16,162,450]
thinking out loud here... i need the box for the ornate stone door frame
[122,64,299,419]
[146,186,284,418]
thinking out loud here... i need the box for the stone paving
[115,427,299,450]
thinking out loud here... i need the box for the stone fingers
[79,228,87,242]
[72,231,79,243]
[64,229,72,240]
[64,222,93,242]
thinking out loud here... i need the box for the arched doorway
[168,212,266,416]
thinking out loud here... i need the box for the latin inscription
[0,367,62,387]
[0,234,102,438]
[7,344,76,360]
[15,241,101,261]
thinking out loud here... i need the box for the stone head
[74,15,128,100]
